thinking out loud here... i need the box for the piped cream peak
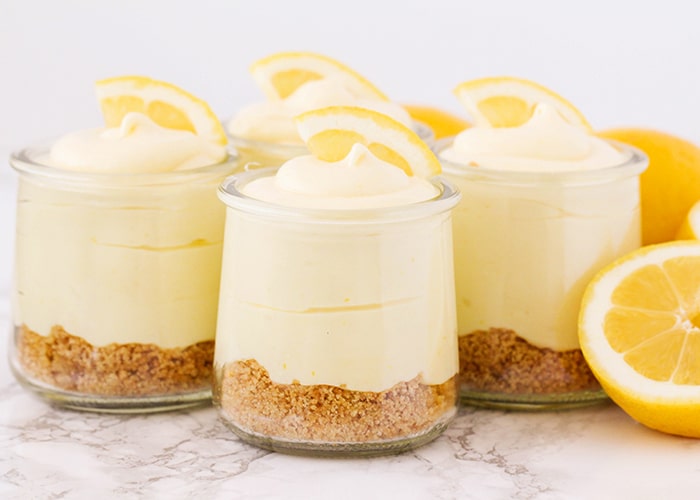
[442,103,626,171]
[243,143,437,208]
[48,112,226,173]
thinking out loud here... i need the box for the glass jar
[228,121,434,169]
[213,168,460,456]
[438,140,648,409]
[9,141,241,412]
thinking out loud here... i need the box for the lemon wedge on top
[250,52,388,101]
[453,76,591,130]
[295,106,441,178]
[95,75,227,146]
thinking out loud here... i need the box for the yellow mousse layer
[440,104,642,350]
[445,175,640,350]
[215,145,458,392]
[13,113,232,348]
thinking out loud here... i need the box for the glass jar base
[218,407,457,458]
[460,388,608,411]
[10,357,211,414]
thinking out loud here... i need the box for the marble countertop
[2,296,700,500]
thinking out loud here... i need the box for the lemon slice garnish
[95,75,227,145]
[251,52,388,101]
[295,106,440,178]
[454,76,591,130]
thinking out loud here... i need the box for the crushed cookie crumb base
[216,359,457,446]
[459,327,602,396]
[15,324,214,397]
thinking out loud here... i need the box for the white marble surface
[1,288,700,500]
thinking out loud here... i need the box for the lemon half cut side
[579,241,700,437]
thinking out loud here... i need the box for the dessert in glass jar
[437,77,648,409]
[10,76,241,412]
[214,106,459,455]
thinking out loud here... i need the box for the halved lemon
[677,200,700,240]
[295,106,441,177]
[579,241,700,437]
[251,52,388,101]
[95,75,227,145]
[403,104,470,139]
[453,76,591,130]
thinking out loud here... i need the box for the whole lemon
[403,104,470,140]
[599,128,700,245]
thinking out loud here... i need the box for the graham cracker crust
[217,359,457,443]
[16,324,214,396]
[459,327,600,394]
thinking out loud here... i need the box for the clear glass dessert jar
[438,140,648,409]
[213,168,460,456]
[9,142,241,412]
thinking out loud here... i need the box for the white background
[2,0,700,296]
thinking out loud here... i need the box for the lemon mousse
[214,107,459,455]
[227,52,430,167]
[438,78,648,408]
[11,76,239,410]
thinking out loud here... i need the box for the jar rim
[217,166,461,224]
[10,138,242,187]
[436,138,648,185]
